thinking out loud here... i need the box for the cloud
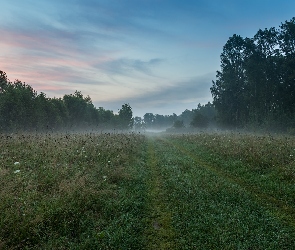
[3,0,294,118]
[132,73,213,104]
[96,72,214,116]
[98,58,163,76]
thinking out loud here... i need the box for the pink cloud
[0,27,116,95]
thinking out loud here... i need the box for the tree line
[135,102,216,131]
[0,71,133,132]
[0,70,216,132]
[211,17,295,131]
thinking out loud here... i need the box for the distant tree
[173,120,184,129]
[193,102,216,122]
[134,116,144,131]
[179,109,194,126]
[63,91,96,128]
[143,113,155,128]
[97,107,115,126]
[0,79,36,131]
[190,113,209,128]
[118,103,133,129]
[0,70,140,132]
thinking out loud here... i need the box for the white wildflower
[103,176,107,181]
[14,170,20,174]
[14,162,20,165]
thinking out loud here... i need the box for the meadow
[0,131,295,249]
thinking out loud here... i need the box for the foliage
[118,103,133,129]
[143,113,178,130]
[0,132,146,249]
[160,133,295,248]
[0,71,133,132]
[1,132,294,249]
[142,104,216,131]
[173,120,184,129]
[190,113,209,128]
[1,132,295,248]
[134,116,145,131]
[211,17,295,130]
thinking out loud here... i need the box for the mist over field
[1,1,295,248]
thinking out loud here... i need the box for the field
[1,132,295,249]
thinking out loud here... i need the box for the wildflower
[108,160,111,163]
[14,162,20,165]
[103,176,107,181]
[14,170,20,174]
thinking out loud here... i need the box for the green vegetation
[0,69,216,133]
[0,71,134,132]
[1,16,295,247]
[1,132,295,249]
[211,17,295,131]
[0,132,146,249]
[142,102,216,130]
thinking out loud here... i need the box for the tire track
[144,136,176,249]
[160,136,295,228]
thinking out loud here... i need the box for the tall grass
[1,131,295,249]
[167,133,295,205]
[0,132,146,249]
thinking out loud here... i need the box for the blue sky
[1,0,295,116]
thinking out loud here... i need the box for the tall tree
[211,17,295,131]
[211,34,250,127]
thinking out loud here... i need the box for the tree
[278,18,295,116]
[0,79,36,131]
[211,17,295,131]
[63,91,96,128]
[118,103,133,129]
[211,34,251,127]
[134,116,144,131]
[143,113,155,128]
[190,113,209,128]
[173,120,184,129]
[0,70,9,93]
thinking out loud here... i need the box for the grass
[0,132,147,249]
[0,131,295,249]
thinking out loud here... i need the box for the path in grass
[161,135,295,228]
[144,136,177,249]
[2,133,295,249]
[143,134,295,249]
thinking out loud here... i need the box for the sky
[1,0,295,117]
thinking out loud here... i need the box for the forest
[1,17,295,133]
